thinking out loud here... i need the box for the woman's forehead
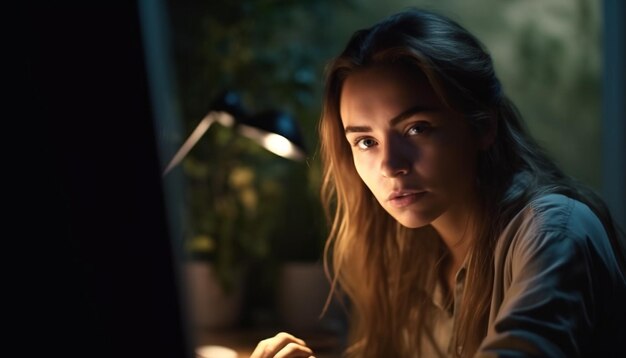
[339,65,442,118]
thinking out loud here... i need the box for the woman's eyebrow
[344,105,433,134]
[389,105,433,126]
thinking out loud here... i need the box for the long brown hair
[319,8,624,357]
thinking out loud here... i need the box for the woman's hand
[250,332,315,358]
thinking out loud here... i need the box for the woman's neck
[430,200,480,270]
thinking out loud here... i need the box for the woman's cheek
[353,154,374,184]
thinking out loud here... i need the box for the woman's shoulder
[503,193,605,242]
[487,196,626,357]
[496,193,621,275]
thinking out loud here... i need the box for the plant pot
[183,261,244,329]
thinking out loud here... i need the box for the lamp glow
[238,124,305,161]
[261,133,304,161]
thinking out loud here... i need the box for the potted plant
[182,120,300,328]
[167,0,345,331]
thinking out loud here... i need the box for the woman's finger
[250,338,269,358]
[274,332,307,346]
[273,342,314,358]
[249,332,311,358]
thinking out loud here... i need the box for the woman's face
[339,65,481,228]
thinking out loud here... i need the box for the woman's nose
[380,137,412,178]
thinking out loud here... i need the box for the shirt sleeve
[476,199,602,357]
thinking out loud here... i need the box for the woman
[251,9,626,357]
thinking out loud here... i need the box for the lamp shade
[238,109,306,161]
[212,90,307,161]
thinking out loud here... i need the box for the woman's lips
[387,191,426,208]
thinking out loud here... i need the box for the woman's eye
[407,122,431,136]
[355,137,377,150]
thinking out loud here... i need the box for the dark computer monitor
[21,2,193,357]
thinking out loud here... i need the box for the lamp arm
[162,111,234,176]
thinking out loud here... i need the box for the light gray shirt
[425,194,626,357]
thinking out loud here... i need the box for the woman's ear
[479,110,497,150]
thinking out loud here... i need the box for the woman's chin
[393,214,433,229]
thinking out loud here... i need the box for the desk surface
[194,328,343,358]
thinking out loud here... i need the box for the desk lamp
[163,91,306,175]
